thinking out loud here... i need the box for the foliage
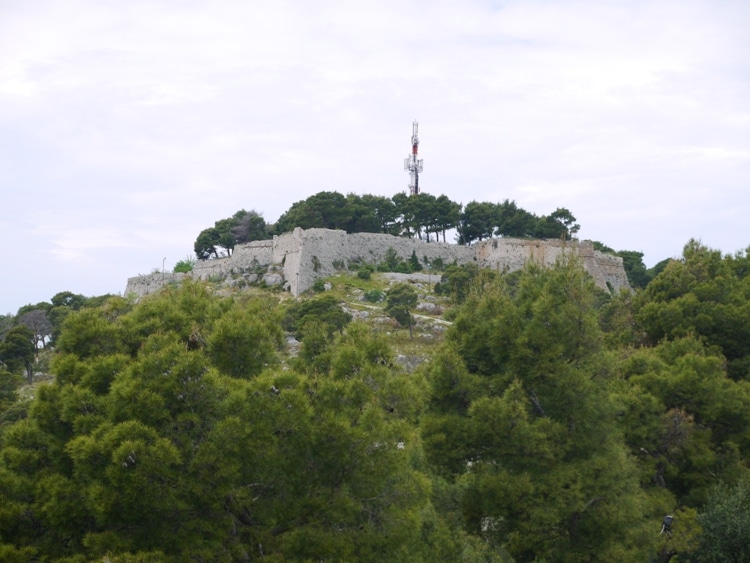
[592,243,656,289]
[283,293,352,339]
[376,247,424,274]
[0,369,22,413]
[408,250,423,272]
[616,250,650,289]
[172,256,195,273]
[51,291,88,310]
[193,226,221,260]
[207,298,284,379]
[0,325,35,384]
[272,190,579,246]
[17,309,52,350]
[194,209,268,260]
[5,235,750,561]
[357,267,372,280]
[694,480,750,562]
[423,258,660,560]
[0,284,438,561]
[434,263,480,303]
[363,289,384,303]
[385,283,418,334]
[274,191,351,233]
[656,506,702,562]
[634,239,750,380]
[457,199,578,245]
[0,315,14,342]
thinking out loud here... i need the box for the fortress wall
[191,240,274,280]
[271,231,303,293]
[591,251,631,292]
[124,228,631,298]
[474,238,569,272]
[234,240,273,266]
[473,237,630,293]
[192,256,232,280]
[272,230,300,262]
[345,232,475,266]
[293,229,476,293]
[297,229,349,293]
[125,272,186,297]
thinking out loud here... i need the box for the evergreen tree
[423,258,658,560]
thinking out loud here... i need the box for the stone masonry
[125,227,631,298]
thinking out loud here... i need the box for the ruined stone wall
[125,272,187,297]
[472,238,630,292]
[582,248,631,292]
[274,230,302,294]
[292,229,476,294]
[191,240,273,280]
[124,228,631,298]
[474,238,567,272]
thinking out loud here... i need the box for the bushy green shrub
[363,289,383,303]
[357,268,372,280]
[173,256,196,273]
[283,294,352,338]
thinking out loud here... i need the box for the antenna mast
[404,120,423,196]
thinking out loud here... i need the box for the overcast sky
[2,0,749,314]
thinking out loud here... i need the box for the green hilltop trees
[194,192,583,261]
[194,209,269,260]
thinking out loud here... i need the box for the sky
[1,0,749,314]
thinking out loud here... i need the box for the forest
[1,236,749,561]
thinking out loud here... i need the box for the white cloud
[1,0,749,311]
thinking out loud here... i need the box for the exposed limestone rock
[262,273,284,286]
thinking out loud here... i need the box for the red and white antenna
[404,120,424,196]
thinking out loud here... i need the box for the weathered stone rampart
[125,228,631,298]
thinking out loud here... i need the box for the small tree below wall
[385,283,418,339]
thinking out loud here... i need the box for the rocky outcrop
[125,228,631,298]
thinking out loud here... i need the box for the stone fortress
[125,227,631,298]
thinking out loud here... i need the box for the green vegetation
[282,293,352,338]
[2,239,750,560]
[194,191,583,262]
[592,241,674,289]
[173,255,195,273]
[694,480,750,561]
[357,266,372,280]
[433,263,495,303]
[385,283,418,338]
[194,209,268,260]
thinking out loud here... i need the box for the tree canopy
[194,209,269,260]
[4,237,750,561]
[229,190,582,248]
[0,283,443,561]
